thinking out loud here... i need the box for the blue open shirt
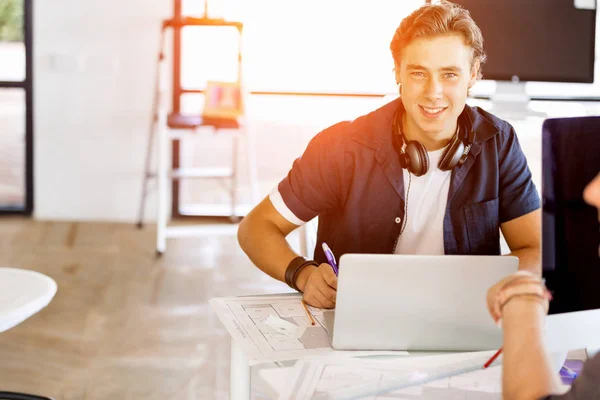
[277,98,540,265]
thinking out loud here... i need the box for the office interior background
[0,0,599,398]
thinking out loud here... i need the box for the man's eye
[411,72,425,77]
[444,73,457,78]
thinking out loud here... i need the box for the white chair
[0,268,57,400]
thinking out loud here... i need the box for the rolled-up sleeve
[277,121,350,223]
[498,124,541,223]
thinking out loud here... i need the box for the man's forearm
[238,218,300,283]
[508,246,541,276]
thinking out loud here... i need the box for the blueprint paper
[210,294,408,364]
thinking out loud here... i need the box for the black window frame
[0,0,33,215]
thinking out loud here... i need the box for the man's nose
[424,77,443,101]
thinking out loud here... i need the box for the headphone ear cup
[405,141,429,177]
[439,134,465,171]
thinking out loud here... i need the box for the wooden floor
[0,218,291,399]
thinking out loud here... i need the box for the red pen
[483,348,503,368]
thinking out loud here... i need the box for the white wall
[34,0,171,221]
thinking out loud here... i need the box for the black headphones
[393,107,476,177]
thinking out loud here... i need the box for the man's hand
[296,263,338,309]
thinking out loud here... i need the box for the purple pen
[321,242,339,276]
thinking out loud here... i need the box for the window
[0,0,25,81]
[180,0,425,94]
[0,88,26,209]
[0,0,32,214]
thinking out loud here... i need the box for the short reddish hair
[390,1,487,82]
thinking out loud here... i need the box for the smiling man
[238,1,541,309]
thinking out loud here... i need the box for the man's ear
[468,59,480,89]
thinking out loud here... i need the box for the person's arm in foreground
[500,173,600,399]
[493,273,562,399]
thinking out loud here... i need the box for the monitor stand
[489,81,548,120]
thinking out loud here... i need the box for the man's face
[583,173,600,256]
[397,34,478,142]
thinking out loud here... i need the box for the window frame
[0,0,33,215]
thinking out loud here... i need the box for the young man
[238,1,541,308]
[488,172,600,400]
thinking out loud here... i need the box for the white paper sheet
[210,294,409,364]
[277,351,503,400]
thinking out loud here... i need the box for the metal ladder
[136,16,259,255]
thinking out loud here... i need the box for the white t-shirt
[270,147,451,255]
[394,147,451,255]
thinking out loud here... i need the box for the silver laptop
[331,254,518,351]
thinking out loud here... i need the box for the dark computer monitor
[542,116,600,314]
[453,0,596,83]
[542,116,600,357]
